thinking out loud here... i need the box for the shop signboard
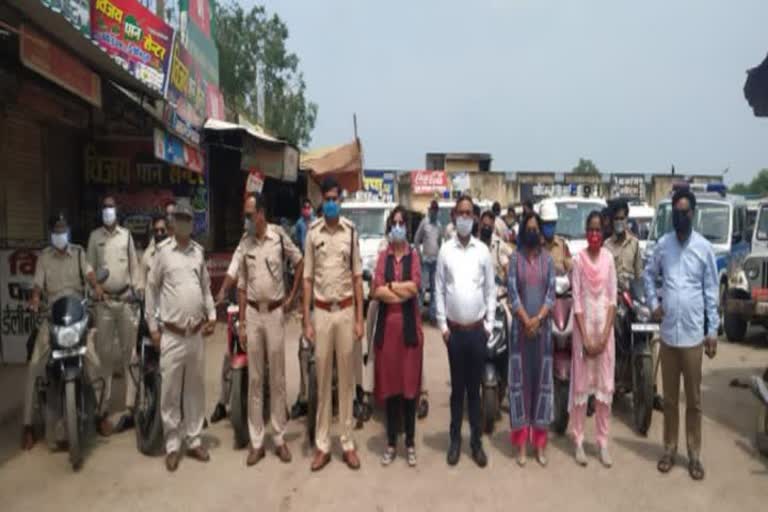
[245,169,265,195]
[411,170,448,195]
[40,0,91,37]
[363,170,396,202]
[0,249,40,363]
[154,128,203,174]
[610,174,645,199]
[83,141,208,243]
[20,24,102,107]
[91,0,175,93]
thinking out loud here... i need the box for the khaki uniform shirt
[494,216,509,240]
[490,235,513,283]
[544,235,572,274]
[33,244,92,303]
[237,224,303,303]
[226,233,248,280]
[145,238,216,332]
[604,233,642,290]
[86,225,140,294]
[304,217,362,303]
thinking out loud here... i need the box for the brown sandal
[657,453,675,473]
[688,459,705,481]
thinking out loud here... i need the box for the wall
[445,159,481,173]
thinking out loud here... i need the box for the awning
[7,0,163,100]
[301,139,364,193]
[745,53,768,117]
[204,118,283,145]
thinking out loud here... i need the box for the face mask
[587,230,603,250]
[51,232,69,250]
[672,209,692,236]
[323,200,340,219]
[480,226,493,243]
[175,220,193,238]
[244,217,255,236]
[523,229,540,249]
[613,220,626,236]
[389,224,407,243]
[541,223,556,241]
[302,207,312,219]
[102,207,117,226]
[456,216,474,237]
[154,232,168,244]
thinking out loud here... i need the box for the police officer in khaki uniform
[479,211,513,283]
[603,198,642,291]
[146,204,216,472]
[236,193,304,466]
[539,200,573,274]
[22,214,108,449]
[304,177,365,472]
[86,196,141,425]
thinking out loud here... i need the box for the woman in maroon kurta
[372,206,423,467]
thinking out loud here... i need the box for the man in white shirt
[435,195,496,468]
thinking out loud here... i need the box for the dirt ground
[1,319,766,512]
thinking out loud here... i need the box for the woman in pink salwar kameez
[569,211,617,468]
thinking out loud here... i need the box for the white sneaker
[575,444,588,466]
[599,445,613,468]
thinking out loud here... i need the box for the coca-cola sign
[411,170,448,195]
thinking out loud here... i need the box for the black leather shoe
[290,400,308,419]
[115,413,135,433]
[472,445,488,468]
[210,403,227,424]
[447,440,461,466]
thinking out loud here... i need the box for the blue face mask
[541,223,556,241]
[389,224,407,243]
[323,199,340,219]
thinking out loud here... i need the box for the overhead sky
[249,0,767,184]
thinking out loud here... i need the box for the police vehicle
[647,182,750,337]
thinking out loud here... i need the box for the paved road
[0,321,766,512]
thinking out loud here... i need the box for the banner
[363,170,395,202]
[154,128,204,174]
[0,249,40,363]
[611,175,646,199]
[91,0,175,93]
[411,170,448,195]
[41,0,90,37]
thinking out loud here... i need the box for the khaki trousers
[245,306,288,449]
[314,306,356,453]
[23,321,101,425]
[95,301,138,415]
[160,329,205,454]
[660,342,703,459]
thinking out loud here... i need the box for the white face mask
[51,232,69,250]
[456,216,474,237]
[102,207,117,226]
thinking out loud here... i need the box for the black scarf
[375,248,418,348]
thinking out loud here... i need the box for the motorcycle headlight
[746,267,759,280]
[53,319,87,348]
[555,276,570,295]
[635,305,651,323]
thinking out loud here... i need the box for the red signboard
[19,25,102,107]
[411,170,449,195]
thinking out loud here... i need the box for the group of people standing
[21,181,719,481]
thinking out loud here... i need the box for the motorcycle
[551,274,573,435]
[481,286,511,434]
[131,297,163,455]
[28,269,108,470]
[750,369,768,457]
[615,277,658,436]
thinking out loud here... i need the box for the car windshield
[342,208,388,238]
[651,201,730,244]
[756,206,768,240]
[554,202,605,239]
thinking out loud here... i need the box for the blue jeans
[421,260,437,322]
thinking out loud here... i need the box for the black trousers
[385,395,416,447]
[447,326,486,448]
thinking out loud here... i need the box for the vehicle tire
[632,355,654,436]
[135,371,163,456]
[481,386,498,434]
[307,361,318,448]
[65,380,82,470]
[757,403,768,457]
[724,310,748,342]
[552,378,569,435]
[229,368,249,450]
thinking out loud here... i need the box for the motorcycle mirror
[95,267,110,284]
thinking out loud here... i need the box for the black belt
[247,299,283,313]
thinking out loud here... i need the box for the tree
[215,2,318,147]
[730,169,768,196]
[572,158,600,176]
